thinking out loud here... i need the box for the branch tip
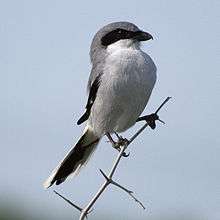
[53,190,83,212]
[155,96,172,114]
[109,180,145,209]
[158,118,165,124]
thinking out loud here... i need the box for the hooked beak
[134,31,153,41]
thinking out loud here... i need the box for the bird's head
[90,21,153,63]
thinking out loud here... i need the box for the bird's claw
[141,113,158,129]
[113,133,130,157]
[122,151,130,157]
[137,113,165,129]
[115,137,129,147]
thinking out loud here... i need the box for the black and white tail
[43,127,100,188]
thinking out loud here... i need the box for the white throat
[107,39,140,54]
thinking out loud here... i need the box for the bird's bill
[134,31,153,41]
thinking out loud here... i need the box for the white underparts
[107,39,140,54]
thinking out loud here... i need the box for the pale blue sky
[1,0,220,219]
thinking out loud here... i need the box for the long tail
[43,126,100,188]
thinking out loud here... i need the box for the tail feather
[43,127,100,189]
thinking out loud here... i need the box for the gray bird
[43,21,157,188]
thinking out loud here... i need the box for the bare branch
[79,144,128,219]
[99,168,145,209]
[53,97,171,220]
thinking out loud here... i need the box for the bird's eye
[118,30,122,34]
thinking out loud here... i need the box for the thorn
[99,169,110,182]
[110,180,146,210]
[53,190,83,212]
[111,180,133,194]
[158,118,165,124]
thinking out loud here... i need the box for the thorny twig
[54,190,83,212]
[54,97,171,220]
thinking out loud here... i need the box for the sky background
[1,0,220,219]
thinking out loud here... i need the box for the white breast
[88,40,157,136]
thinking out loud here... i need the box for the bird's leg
[114,132,130,157]
[136,113,165,129]
[114,132,129,146]
[106,132,129,157]
[106,132,117,146]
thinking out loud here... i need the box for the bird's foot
[136,113,165,129]
[105,132,130,157]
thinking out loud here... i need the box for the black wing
[77,75,101,125]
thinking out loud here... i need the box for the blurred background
[1,0,220,219]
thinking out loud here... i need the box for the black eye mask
[101,28,139,46]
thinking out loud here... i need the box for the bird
[43,21,157,188]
